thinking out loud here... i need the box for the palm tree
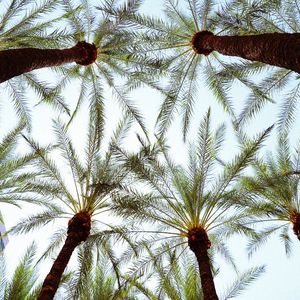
[240,133,300,257]
[0,41,97,83]
[110,0,274,138]
[112,109,271,300]
[146,0,300,72]
[0,0,80,122]
[0,0,97,83]
[1,0,155,132]
[1,0,158,129]
[55,0,160,132]
[215,0,300,130]
[190,31,300,73]
[9,114,133,300]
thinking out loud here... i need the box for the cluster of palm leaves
[1,0,300,299]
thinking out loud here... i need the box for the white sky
[1,0,300,299]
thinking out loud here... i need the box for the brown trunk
[0,41,97,83]
[290,211,300,240]
[192,31,300,73]
[188,227,218,300]
[37,211,91,300]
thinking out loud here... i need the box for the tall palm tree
[45,0,157,134]
[0,41,97,83]
[0,0,79,122]
[240,133,300,257]
[216,0,300,130]
[112,109,271,300]
[9,114,133,300]
[0,0,97,83]
[110,0,274,138]
[1,0,154,132]
[141,0,300,72]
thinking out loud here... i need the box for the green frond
[67,242,95,299]
[277,82,300,132]
[37,227,67,263]
[247,224,288,258]
[279,225,293,257]
[203,59,236,118]
[23,73,70,115]
[9,209,64,235]
[212,239,237,272]
[0,254,7,298]
[221,265,266,300]
[0,118,24,143]
[4,79,31,126]
[210,125,273,208]
[4,243,38,300]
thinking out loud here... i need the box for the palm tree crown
[112,109,271,299]
[9,114,133,299]
[1,0,156,132]
[216,0,300,131]
[49,0,157,133]
[241,133,300,257]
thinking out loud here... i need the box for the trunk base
[191,31,214,55]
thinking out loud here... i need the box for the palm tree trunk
[192,31,300,73]
[188,228,218,300]
[37,211,91,300]
[290,211,300,240]
[0,41,97,83]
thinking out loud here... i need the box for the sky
[1,0,300,299]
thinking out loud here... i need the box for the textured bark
[0,41,97,83]
[290,211,300,240]
[192,31,300,73]
[188,227,218,300]
[37,211,91,300]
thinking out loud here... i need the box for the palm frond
[221,265,266,300]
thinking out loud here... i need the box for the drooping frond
[221,265,266,300]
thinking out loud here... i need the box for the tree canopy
[1,0,300,299]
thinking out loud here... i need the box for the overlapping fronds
[239,133,300,255]
[112,0,273,138]
[111,111,271,283]
[216,0,300,131]
[50,0,159,136]
[0,121,41,212]
[0,0,77,123]
[0,0,73,50]
[0,243,71,299]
